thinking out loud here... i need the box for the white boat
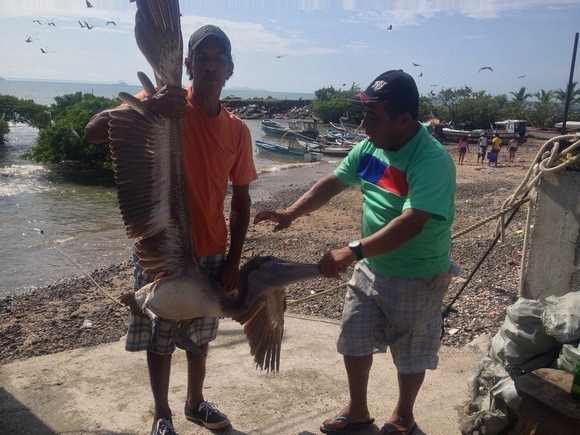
[554,121,580,131]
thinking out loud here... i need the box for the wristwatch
[348,240,364,261]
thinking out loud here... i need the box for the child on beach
[458,135,469,165]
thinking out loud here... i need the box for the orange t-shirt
[182,87,257,256]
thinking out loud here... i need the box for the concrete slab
[0,315,482,434]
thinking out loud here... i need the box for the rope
[286,281,346,305]
[451,197,530,240]
[51,244,124,306]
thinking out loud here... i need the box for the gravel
[0,138,544,365]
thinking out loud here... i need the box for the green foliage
[0,94,52,132]
[310,84,363,123]
[21,92,119,167]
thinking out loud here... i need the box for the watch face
[349,240,360,249]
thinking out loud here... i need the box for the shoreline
[1,140,545,364]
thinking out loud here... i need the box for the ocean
[0,79,323,298]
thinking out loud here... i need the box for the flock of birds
[24,0,135,53]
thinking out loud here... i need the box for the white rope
[493,133,580,296]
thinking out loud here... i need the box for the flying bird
[387,25,393,30]
[412,63,421,67]
[478,66,493,73]
[33,19,43,25]
[106,20,117,26]
[40,48,47,53]
[47,20,56,26]
[84,20,95,29]
[85,0,94,8]
[25,35,34,43]
[78,20,85,28]
[276,55,287,58]
[418,72,423,77]
[517,75,526,79]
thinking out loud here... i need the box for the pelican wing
[135,0,182,87]
[234,256,322,371]
[108,0,193,277]
[234,290,286,372]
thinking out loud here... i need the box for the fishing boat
[527,121,580,140]
[260,119,319,140]
[255,139,322,162]
[471,120,528,143]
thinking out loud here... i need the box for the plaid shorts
[125,253,225,355]
[337,261,451,374]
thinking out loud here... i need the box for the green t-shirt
[334,124,455,277]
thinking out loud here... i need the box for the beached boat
[440,127,473,142]
[255,139,322,161]
[526,127,561,140]
[260,119,319,140]
[527,121,580,140]
[317,145,353,157]
[471,120,528,143]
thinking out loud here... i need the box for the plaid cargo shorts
[337,261,451,374]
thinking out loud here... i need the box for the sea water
[0,79,320,297]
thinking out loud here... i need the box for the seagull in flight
[418,72,423,77]
[412,63,421,67]
[86,0,94,8]
[25,35,34,43]
[387,25,393,30]
[106,20,117,26]
[276,55,287,58]
[84,20,95,29]
[78,20,86,28]
[517,75,526,79]
[478,66,493,73]
[40,48,47,54]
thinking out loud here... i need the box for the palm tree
[534,89,555,104]
[510,87,532,119]
[554,82,580,104]
[510,86,532,102]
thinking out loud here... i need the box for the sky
[1,0,579,99]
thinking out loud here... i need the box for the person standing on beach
[507,136,518,163]
[254,70,455,435]
[477,132,488,164]
[489,133,502,167]
[458,134,469,165]
[84,25,257,435]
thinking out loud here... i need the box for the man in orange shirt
[85,25,257,435]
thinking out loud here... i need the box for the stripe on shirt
[358,153,408,196]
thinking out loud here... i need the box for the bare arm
[318,208,432,278]
[253,173,348,231]
[220,183,252,292]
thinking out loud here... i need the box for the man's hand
[218,257,239,294]
[145,85,187,119]
[253,210,294,232]
[318,246,356,279]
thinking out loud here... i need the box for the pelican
[107,0,320,371]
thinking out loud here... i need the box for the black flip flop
[320,416,375,434]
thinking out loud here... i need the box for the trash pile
[462,291,580,434]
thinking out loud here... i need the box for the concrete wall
[521,170,580,299]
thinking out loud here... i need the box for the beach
[0,140,544,365]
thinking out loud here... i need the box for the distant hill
[225,86,270,92]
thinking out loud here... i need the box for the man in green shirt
[254,70,455,434]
